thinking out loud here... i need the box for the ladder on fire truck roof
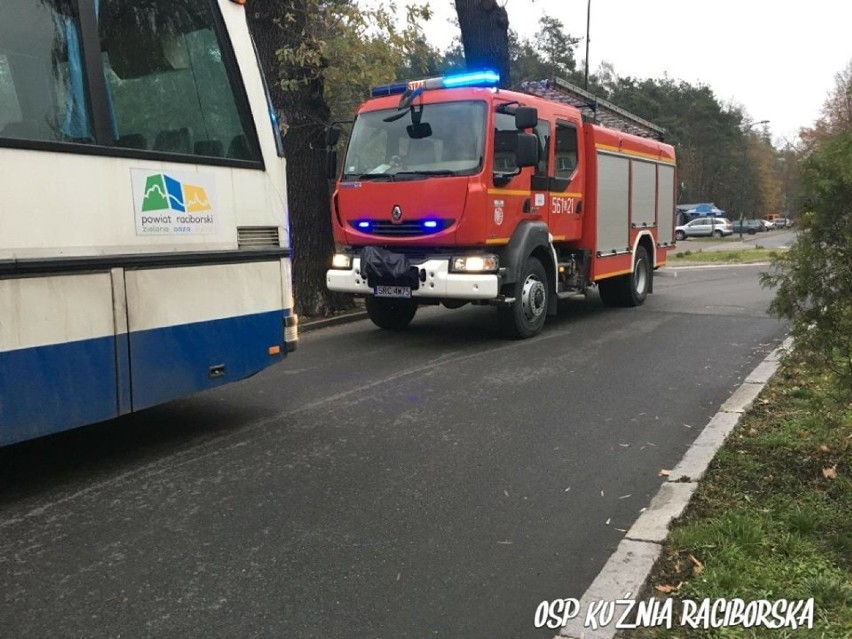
[520,76,667,141]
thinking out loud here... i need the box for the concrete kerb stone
[745,360,780,384]
[719,382,764,414]
[626,482,698,543]
[299,311,369,333]
[667,411,741,483]
[556,337,789,639]
[557,539,663,639]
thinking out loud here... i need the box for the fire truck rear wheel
[498,256,548,339]
[598,246,651,308]
[365,296,417,331]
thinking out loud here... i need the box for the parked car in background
[760,219,775,231]
[773,217,792,229]
[675,217,734,240]
[732,218,767,234]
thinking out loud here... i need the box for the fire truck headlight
[451,255,499,273]
[331,253,353,269]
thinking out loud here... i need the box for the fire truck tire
[498,256,548,339]
[365,296,417,331]
[598,246,651,308]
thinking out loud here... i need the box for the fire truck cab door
[543,118,584,241]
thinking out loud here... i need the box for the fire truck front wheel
[498,256,549,339]
[366,296,418,331]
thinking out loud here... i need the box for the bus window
[0,0,94,143]
[98,0,261,161]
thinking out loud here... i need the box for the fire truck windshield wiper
[346,173,395,181]
[393,170,458,179]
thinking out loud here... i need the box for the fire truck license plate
[375,285,411,298]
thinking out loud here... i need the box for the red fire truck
[326,72,676,338]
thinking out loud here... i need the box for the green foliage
[272,1,436,124]
[508,15,580,85]
[762,131,852,390]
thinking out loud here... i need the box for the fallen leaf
[503,490,509,497]
[396,573,401,581]
[659,469,671,477]
[690,554,705,574]
[655,582,682,594]
[822,466,837,479]
[818,444,830,453]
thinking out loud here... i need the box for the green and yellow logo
[141,173,212,214]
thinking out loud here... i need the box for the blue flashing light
[371,82,408,98]
[357,221,372,230]
[421,220,439,229]
[442,70,500,89]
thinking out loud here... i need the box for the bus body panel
[0,273,119,445]
[0,0,296,445]
[125,261,287,410]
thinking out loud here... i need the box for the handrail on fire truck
[520,76,667,141]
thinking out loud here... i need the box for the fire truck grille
[350,219,454,237]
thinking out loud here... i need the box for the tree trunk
[454,0,511,88]
[247,2,352,317]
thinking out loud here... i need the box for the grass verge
[623,353,852,638]
[668,248,777,264]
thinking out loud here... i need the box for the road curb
[556,336,793,639]
[299,311,368,333]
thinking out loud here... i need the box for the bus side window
[98,0,261,162]
[0,1,94,144]
[555,121,579,178]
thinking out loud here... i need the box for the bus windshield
[342,100,486,180]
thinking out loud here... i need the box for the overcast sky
[419,0,851,144]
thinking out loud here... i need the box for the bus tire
[366,296,417,330]
[498,256,548,339]
[598,246,651,308]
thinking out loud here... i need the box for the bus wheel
[366,296,417,330]
[499,256,548,339]
[598,246,651,308]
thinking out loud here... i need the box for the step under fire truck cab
[327,71,677,338]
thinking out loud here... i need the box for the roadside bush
[762,132,852,390]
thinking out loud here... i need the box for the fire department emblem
[391,205,403,223]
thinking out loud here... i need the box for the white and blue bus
[0,0,297,446]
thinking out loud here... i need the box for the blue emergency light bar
[370,70,500,98]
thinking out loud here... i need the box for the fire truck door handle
[523,198,531,213]
[576,201,583,214]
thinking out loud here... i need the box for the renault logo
[391,205,403,223]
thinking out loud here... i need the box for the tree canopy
[763,60,852,390]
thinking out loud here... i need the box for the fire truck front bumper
[327,258,500,300]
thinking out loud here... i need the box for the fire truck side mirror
[516,133,538,168]
[514,107,538,130]
[326,123,342,147]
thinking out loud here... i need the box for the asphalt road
[0,264,788,639]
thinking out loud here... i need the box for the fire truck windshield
[342,101,486,180]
